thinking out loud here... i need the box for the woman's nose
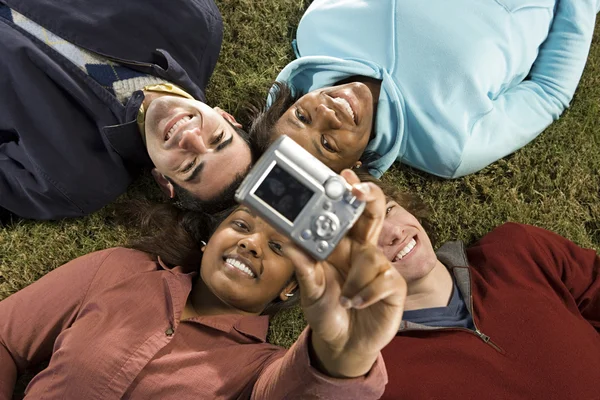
[315,104,342,129]
[178,129,208,153]
[238,236,263,258]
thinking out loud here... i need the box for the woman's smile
[222,254,257,279]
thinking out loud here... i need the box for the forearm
[309,331,378,378]
[0,345,17,400]
[528,0,598,105]
[252,328,386,400]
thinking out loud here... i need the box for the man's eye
[269,241,284,255]
[295,108,309,124]
[211,131,224,145]
[182,159,196,173]
[321,136,336,153]
[386,206,394,215]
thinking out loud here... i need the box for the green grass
[1,0,599,356]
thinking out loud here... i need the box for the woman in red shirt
[0,173,405,399]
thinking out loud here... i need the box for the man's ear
[278,280,299,302]
[151,168,175,198]
[214,107,243,128]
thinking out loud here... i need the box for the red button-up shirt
[0,248,386,399]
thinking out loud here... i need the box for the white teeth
[392,238,416,262]
[225,257,255,278]
[334,97,355,121]
[165,115,191,140]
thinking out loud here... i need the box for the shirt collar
[157,256,271,342]
[398,240,472,332]
[191,314,270,343]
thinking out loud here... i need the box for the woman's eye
[321,136,336,153]
[211,131,224,145]
[386,206,394,215]
[182,159,196,173]
[232,220,249,231]
[269,241,284,255]
[295,108,309,124]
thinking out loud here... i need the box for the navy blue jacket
[0,0,223,219]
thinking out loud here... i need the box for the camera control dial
[313,213,340,239]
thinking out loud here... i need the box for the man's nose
[315,104,342,129]
[178,129,208,153]
[378,221,403,254]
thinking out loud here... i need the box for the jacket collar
[399,240,473,331]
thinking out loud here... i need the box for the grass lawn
[1,0,599,355]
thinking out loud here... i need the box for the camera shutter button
[324,178,345,200]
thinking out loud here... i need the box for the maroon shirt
[0,248,386,399]
[382,223,600,399]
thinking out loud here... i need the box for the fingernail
[340,296,352,309]
[355,183,370,196]
[351,296,363,308]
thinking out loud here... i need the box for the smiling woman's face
[273,82,375,172]
[144,95,252,201]
[199,207,297,314]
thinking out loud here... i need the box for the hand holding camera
[284,170,407,378]
[236,136,406,378]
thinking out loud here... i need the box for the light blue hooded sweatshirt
[273,0,599,178]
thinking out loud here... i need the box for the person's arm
[524,224,600,332]
[250,172,406,399]
[0,142,86,219]
[454,0,598,178]
[250,328,387,400]
[0,249,117,398]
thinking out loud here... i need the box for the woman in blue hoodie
[252,0,600,179]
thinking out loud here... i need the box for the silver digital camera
[235,135,365,260]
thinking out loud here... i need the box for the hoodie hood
[270,55,406,178]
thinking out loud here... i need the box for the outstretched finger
[345,268,406,310]
[340,170,386,246]
[285,245,326,303]
[340,247,387,301]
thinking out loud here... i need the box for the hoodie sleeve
[453,0,598,178]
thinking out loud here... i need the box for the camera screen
[254,164,315,223]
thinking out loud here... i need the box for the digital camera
[235,135,365,260]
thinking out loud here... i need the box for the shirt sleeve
[251,328,387,400]
[0,249,117,398]
[453,0,598,178]
[522,224,600,333]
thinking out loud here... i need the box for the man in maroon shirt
[372,179,600,399]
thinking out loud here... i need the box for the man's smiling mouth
[165,114,193,141]
[392,237,417,262]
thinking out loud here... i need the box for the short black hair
[249,81,304,155]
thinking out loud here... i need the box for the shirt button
[165,327,174,336]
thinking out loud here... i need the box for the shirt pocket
[494,0,554,12]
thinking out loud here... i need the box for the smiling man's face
[143,95,252,201]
